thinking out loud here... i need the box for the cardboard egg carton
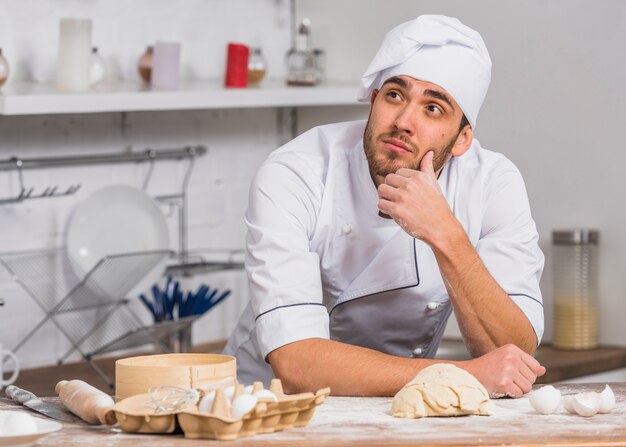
[179,379,331,441]
[112,387,198,434]
[112,378,330,441]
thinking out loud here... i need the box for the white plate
[66,185,170,295]
[0,418,62,447]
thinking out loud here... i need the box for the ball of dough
[0,412,38,436]
[391,363,493,418]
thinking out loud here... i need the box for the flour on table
[391,363,493,418]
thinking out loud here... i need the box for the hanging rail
[0,145,207,171]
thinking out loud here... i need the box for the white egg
[572,391,602,417]
[598,385,616,414]
[529,385,561,415]
[231,394,258,419]
[254,389,278,402]
[0,412,38,436]
[198,390,217,413]
[223,385,236,402]
[561,395,577,414]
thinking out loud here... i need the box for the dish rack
[0,146,245,277]
[0,246,195,387]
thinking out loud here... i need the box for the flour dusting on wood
[257,383,626,445]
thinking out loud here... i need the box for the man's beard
[363,119,457,179]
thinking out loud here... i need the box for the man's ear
[450,124,473,157]
[370,89,379,107]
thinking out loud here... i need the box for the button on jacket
[223,120,544,385]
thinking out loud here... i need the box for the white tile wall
[0,107,281,368]
[0,0,296,369]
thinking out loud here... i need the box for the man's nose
[393,106,415,135]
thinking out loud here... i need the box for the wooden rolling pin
[55,379,117,425]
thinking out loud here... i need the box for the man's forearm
[430,224,537,356]
[268,338,454,396]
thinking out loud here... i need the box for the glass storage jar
[552,229,599,350]
[248,47,267,86]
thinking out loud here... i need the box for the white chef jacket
[223,120,544,386]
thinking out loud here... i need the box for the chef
[224,15,546,398]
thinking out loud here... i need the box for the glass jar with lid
[248,47,267,86]
[286,18,317,86]
[552,229,599,350]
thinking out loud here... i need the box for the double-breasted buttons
[427,301,441,310]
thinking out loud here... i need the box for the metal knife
[5,384,79,423]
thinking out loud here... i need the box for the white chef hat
[358,15,492,129]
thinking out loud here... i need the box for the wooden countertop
[1,383,625,446]
[536,344,626,383]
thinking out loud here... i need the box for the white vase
[57,18,92,92]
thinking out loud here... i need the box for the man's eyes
[427,104,443,114]
[384,91,445,115]
[386,90,402,100]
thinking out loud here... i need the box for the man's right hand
[460,344,546,398]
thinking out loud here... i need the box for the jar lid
[552,229,599,245]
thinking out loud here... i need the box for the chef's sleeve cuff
[509,294,544,346]
[255,303,330,361]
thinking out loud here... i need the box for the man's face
[363,76,469,185]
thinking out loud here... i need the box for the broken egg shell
[231,394,258,419]
[561,395,577,414]
[598,385,616,414]
[244,385,254,394]
[529,385,561,415]
[572,391,602,417]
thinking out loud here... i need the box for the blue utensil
[196,288,218,315]
[163,277,173,320]
[203,289,231,314]
[182,290,194,318]
[190,285,210,316]
[139,293,157,321]
[151,285,164,322]
[163,277,179,320]
[176,289,184,319]
[170,280,179,319]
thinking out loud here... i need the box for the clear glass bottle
[313,48,325,84]
[90,47,106,87]
[248,47,267,86]
[286,18,317,86]
[138,45,153,83]
[0,48,9,88]
[552,229,599,350]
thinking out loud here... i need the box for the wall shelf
[0,80,364,116]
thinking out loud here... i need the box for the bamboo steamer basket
[115,353,236,400]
